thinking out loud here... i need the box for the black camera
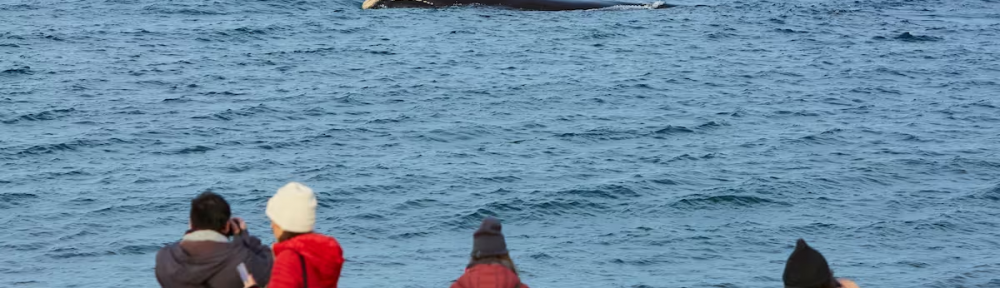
[225,219,240,237]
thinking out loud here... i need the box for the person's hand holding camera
[228,217,248,236]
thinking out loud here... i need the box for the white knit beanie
[266,182,317,233]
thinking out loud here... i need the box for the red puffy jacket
[450,263,529,288]
[268,233,344,288]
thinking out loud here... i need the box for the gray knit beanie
[471,217,508,258]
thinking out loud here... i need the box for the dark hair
[826,277,842,288]
[788,277,840,288]
[469,254,518,276]
[277,230,309,243]
[190,191,231,233]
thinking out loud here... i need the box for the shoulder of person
[154,241,180,261]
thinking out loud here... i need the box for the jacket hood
[158,240,242,284]
[274,233,344,279]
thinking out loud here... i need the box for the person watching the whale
[450,216,530,288]
[783,239,860,288]
[155,191,274,288]
[241,182,345,288]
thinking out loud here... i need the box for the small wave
[422,127,495,142]
[224,160,282,173]
[772,110,822,117]
[648,178,680,185]
[775,28,807,34]
[16,142,83,155]
[445,30,476,35]
[278,158,334,172]
[696,121,729,129]
[442,208,499,230]
[193,104,279,121]
[349,213,388,221]
[897,260,931,268]
[879,32,943,42]
[653,125,695,134]
[331,95,371,105]
[969,100,998,109]
[583,30,625,39]
[557,128,643,141]
[142,4,227,15]
[0,193,38,204]
[87,202,183,217]
[367,115,412,124]
[0,242,46,251]
[41,169,93,179]
[232,26,268,35]
[66,197,97,205]
[895,32,944,42]
[46,247,109,259]
[365,49,396,55]
[2,108,76,124]
[162,97,191,103]
[707,32,739,39]
[672,194,790,209]
[530,252,555,260]
[483,198,611,217]
[670,154,700,162]
[480,175,522,183]
[927,273,1000,288]
[336,27,370,34]
[9,138,145,156]
[200,91,246,96]
[295,47,339,54]
[388,231,430,240]
[168,145,214,155]
[211,26,286,42]
[115,244,162,255]
[963,184,1000,201]
[609,256,671,266]
[530,199,611,216]
[302,107,332,116]
[556,184,641,199]
[911,220,961,231]
[393,198,442,210]
[645,153,715,163]
[334,223,388,237]
[782,223,841,235]
[854,221,905,237]
[344,185,407,196]
[257,140,303,150]
[0,3,38,11]
[1,66,32,75]
[786,133,848,146]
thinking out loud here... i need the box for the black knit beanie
[783,239,836,288]
[471,217,508,258]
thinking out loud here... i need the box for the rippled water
[3,0,1000,287]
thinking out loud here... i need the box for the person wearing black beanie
[783,239,860,288]
[450,217,530,288]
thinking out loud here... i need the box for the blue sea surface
[2,0,1000,287]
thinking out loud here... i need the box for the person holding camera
[156,191,274,288]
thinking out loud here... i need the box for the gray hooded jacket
[155,230,273,288]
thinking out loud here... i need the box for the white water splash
[588,1,666,11]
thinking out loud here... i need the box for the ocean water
[2,0,1000,287]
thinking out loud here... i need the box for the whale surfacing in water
[362,0,675,10]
